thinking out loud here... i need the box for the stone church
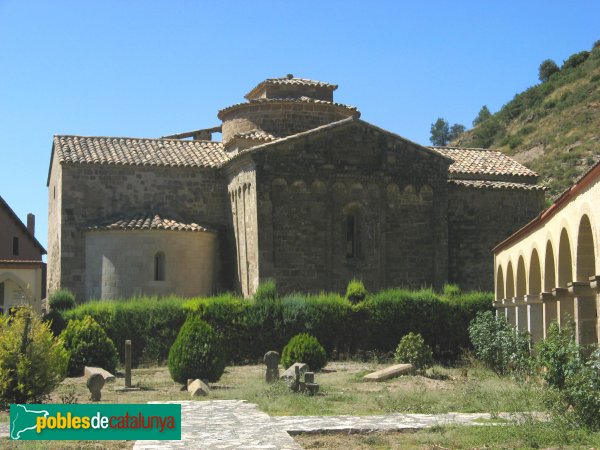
[47,75,545,301]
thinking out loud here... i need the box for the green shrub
[563,354,600,430]
[61,297,189,365]
[394,332,433,374]
[442,283,461,297]
[562,51,590,70]
[468,311,532,376]
[254,279,278,302]
[56,287,491,366]
[281,333,327,371]
[49,289,75,311]
[345,279,367,304]
[43,310,67,336]
[60,315,118,376]
[0,307,68,406]
[168,316,226,383]
[536,322,580,389]
[538,59,560,82]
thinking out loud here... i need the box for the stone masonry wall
[84,230,216,299]
[251,122,450,295]
[221,102,357,144]
[226,160,259,297]
[47,154,63,296]
[54,164,231,301]
[447,184,545,291]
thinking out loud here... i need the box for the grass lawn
[33,361,544,417]
[0,360,584,448]
[295,424,600,449]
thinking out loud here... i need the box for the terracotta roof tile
[53,135,229,168]
[245,77,338,99]
[449,180,545,191]
[218,97,359,118]
[233,130,277,142]
[430,147,537,178]
[87,214,215,233]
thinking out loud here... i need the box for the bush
[394,332,433,374]
[60,315,118,376]
[538,59,560,82]
[442,283,461,297]
[562,51,590,70]
[281,333,327,372]
[49,289,75,311]
[345,279,367,304]
[563,355,600,430]
[61,297,189,365]
[468,311,532,376]
[536,322,580,389]
[55,287,491,366]
[0,307,68,406]
[253,279,278,302]
[168,316,226,383]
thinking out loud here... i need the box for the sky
[1,0,599,254]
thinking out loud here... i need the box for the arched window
[154,252,165,281]
[346,215,356,258]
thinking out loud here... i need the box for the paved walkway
[132,400,518,450]
[133,400,302,450]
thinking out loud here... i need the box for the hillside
[456,43,600,199]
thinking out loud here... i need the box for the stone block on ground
[281,363,309,380]
[86,373,105,401]
[363,363,414,382]
[188,379,210,397]
[84,366,116,383]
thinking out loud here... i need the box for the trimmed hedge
[53,288,493,366]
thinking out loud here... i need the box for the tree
[472,105,492,126]
[449,123,465,141]
[430,118,465,146]
[538,59,560,82]
[562,51,590,70]
[430,118,450,146]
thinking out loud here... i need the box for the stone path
[132,401,522,449]
[274,412,513,434]
[0,401,532,447]
[133,400,302,450]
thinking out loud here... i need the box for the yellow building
[0,195,46,313]
[494,161,600,344]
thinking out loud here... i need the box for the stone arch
[386,183,399,196]
[506,261,515,298]
[367,182,381,199]
[576,214,596,282]
[310,180,326,195]
[529,248,542,294]
[496,265,505,300]
[272,177,288,190]
[544,240,556,291]
[0,273,30,293]
[558,228,573,287]
[350,182,365,199]
[401,185,418,204]
[291,180,307,193]
[386,182,400,208]
[516,256,527,296]
[419,185,433,203]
